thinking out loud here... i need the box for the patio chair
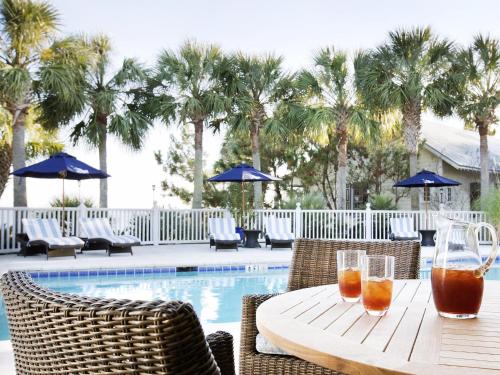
[240,238,421,375]
[20,218,84,259]
[264,216,294,250]
[208,217,241,251]
[389,216,420,240]
[0,271,235,375]
[79,218,139,256]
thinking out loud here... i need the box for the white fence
[0,204,491,253]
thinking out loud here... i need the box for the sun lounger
[389,217,420,240]
[264,216,294,250]
[79,218,139,256]
[21,218,84,259]
[208,217,240,251]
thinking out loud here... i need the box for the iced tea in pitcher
[432,216,497,319]
[431,267,484,317]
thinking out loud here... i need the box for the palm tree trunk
[192,119,204,209]
[336,121,348,210]
[0,142,12,198]
[478,122,490,204]
[402,102,422,210]
[11,107,28,207]
[250,121,262,209]
[97,115,108,208]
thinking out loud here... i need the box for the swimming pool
[3,264,500,341]
[0,266,289,340]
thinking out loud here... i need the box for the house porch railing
[0,204,491,253]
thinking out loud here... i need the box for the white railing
[0,204,492,253]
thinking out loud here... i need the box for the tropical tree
[297,47,377,209]
[227,54,295,209]
[452,35,500,200]
[355,27,455,209]
[146,41,230,208]
[0,0,83,206]
[65,35,153,208]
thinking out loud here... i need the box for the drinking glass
[337,250,366,302]
[361,255,395,316]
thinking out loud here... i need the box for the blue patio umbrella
[394,170,460,227]
[12,152,109,233]
[208,163,280,211]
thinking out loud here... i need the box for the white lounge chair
[21,218,84,259]
[79,218,139,256]
[389,217,420,240]
[264,216,294,250]
[208,217,240,251]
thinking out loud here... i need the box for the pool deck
[0,243,293,275]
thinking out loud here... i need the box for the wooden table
[257,280,500,375]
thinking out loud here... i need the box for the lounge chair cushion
[208,218,240,241]
[80,218,140,246]
[390,217,419,239]
[22,218,84,248]
[265,216,294,241]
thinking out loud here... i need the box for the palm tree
[452,35,500,201]
[147,41,230,208]
[0,0,83,206]
[227,54,295,209]
[297,48,377,209]
[355,27,455,209]
[66,35,153,208]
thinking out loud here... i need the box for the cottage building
[347,119,500,210]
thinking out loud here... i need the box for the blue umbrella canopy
[12,152,109,180]
[208,163,280,182]
[394,170,460,188]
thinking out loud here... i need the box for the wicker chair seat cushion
[255,333,289,355]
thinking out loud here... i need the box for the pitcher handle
[474,222,498,278]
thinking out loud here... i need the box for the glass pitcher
[432,215,498,319]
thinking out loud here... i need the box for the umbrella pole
[241,181,245,227]
[62,177,65,237]
[424,185,429,230]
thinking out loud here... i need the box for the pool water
[0,270,288,340]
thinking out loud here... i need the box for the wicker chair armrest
[206,330,235,375]
[240,294,278,355]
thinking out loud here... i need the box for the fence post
[365,203,372,240]
[76,203,87,237]
[152,201,160,245]
[295,203,302,239]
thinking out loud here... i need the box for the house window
[470,182,480,208]
[347,183,368,210]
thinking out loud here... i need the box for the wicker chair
[0,271,235,375]
[240,238,421,375]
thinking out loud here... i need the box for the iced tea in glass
[361,255,394,316]
[431,267,484,318]
[337,250,366,302]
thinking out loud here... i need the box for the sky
[1,0,500,208]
